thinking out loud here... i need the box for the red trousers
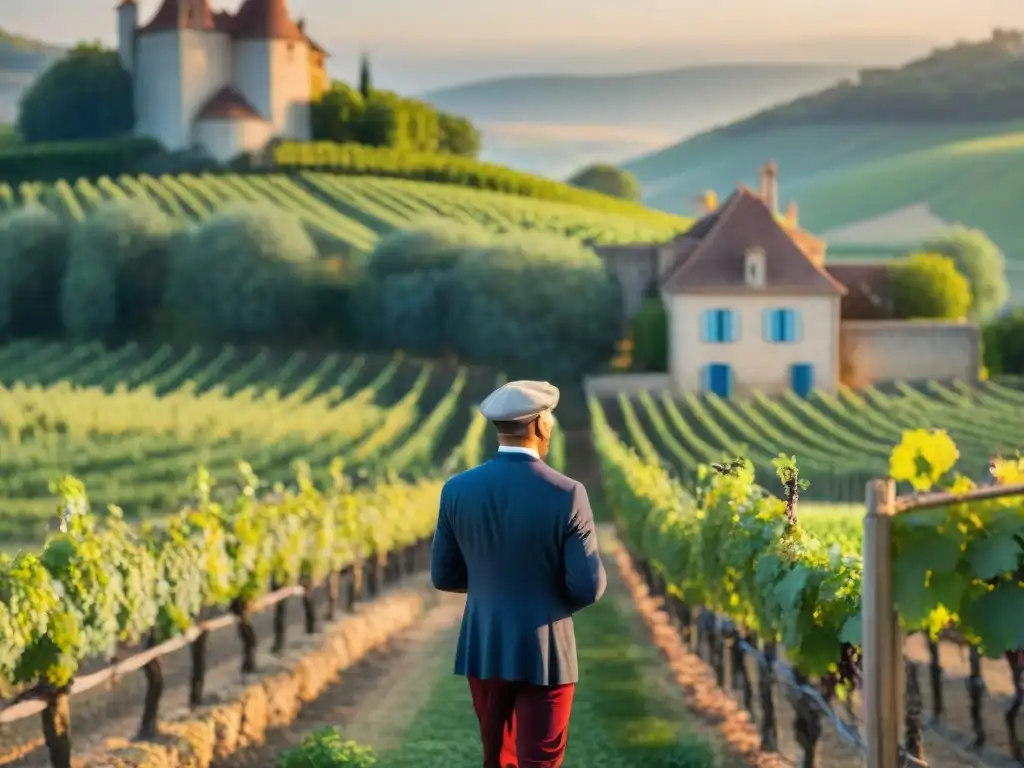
[467,676,575,767]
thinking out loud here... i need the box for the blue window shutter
[781,310,792,342]
[725,310,736,342]
[723,364,733,397]
[792,309,802,341]
[702,364,711,391]
[715,309,726,342]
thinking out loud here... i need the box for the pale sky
[3,0,1022,90]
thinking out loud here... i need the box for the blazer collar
[494,448,541,462]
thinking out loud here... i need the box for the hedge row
[0,137,164,185]
[268,141,682,223]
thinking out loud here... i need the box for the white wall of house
[667,293,841,395]
[193,117,274,162]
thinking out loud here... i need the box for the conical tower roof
[138,0,214,33]
[232,0,305,40]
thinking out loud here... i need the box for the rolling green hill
[624,30,1024,288]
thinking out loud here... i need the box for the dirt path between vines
[214,593,466,766]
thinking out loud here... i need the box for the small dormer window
[745,247,765,287]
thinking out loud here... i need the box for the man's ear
[535,413,552,441]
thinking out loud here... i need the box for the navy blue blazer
[430,450,607,686]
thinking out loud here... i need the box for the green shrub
[271,141,683,223]
[61,201,175,338]
[278,728,376,767]
[631,297,668,371]
[0,205,69,335]
[922,226,1008,322]
[163,203,319,341]
[355,222,493,352]
[889,251,971,319]
[983,309,1024,375]
[448,232,622,378]
[0,137,164,185]
[567,163,642,202]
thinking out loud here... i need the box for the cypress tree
[359,54,372,98]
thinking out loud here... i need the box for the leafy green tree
[437,112,480,157]
[922,226,1008,321]
[888,252,971,320]
[311,83,365,143]
[163,203,319,340]
[17,43,134,143]
[631,297,668,371]
[397,97,440,152]
[0,206,69,335]
[354,222,493,352]
[447,232,622,378]
[566,163,642,202]
[359,54,373,99]
[357,91,401,147]
[61,201,176,337]
[983,309,1024,375]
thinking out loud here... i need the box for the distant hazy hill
[422,63,858,177]
[0,28,62,124]
[622,31,1024,302]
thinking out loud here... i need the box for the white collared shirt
[497,445,540,460]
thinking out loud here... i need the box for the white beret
[479,380,560,422]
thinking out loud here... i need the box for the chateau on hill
[115,0,327,161]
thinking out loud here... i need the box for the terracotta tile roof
[195,86,263,121]
[232,0,305,40]
[213,10,236,33]
[138,0,214,34]
[826,261,894,319]
[661,187,846,295]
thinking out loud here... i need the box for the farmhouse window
[701,309,738,343]
[763,308,801,343]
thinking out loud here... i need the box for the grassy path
[374,532,726,768]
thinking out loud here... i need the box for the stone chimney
[785,201,798,226]
[760,161,778,214]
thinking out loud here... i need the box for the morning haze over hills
[621,29,1024,277]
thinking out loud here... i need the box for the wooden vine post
[863,477,900,768]
[138,634,163,739]
[189,630,209,708]
[41,690,71,768]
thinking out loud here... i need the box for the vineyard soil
[210,530,733,767]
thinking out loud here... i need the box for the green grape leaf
[840,614,861,645]
[41,538,76,572]
[926,570,969,614]
[965,534,1023,581]
[773,564,810,614]
[960,582,1024,657]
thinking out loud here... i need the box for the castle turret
[116,0,137,73]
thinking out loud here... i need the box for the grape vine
[591,399,1024,685]
[0,462,441,695]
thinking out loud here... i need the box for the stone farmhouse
[591,164,980,398]
[115,0,327,162]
